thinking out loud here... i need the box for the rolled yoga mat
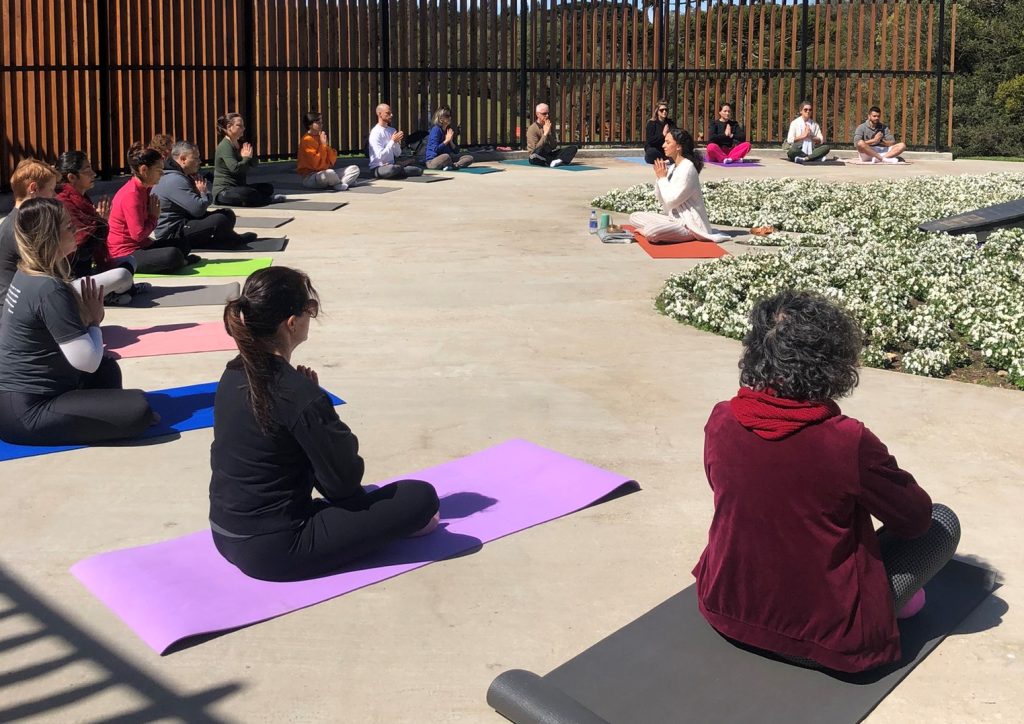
[0,383,343,462]
[102,322,236,359]
[136,257,273,278]
[232,216,293,229]
[191,237,289,253]
[270,200,348,211]
[71,439,637,654]
[487,559,997,724]
[124,282,240,308]
[501,159,602,171]
[622,225,730,259]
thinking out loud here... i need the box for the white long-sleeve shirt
[368,124,401,169]
[786,117,824,155]
[654,159,723,240]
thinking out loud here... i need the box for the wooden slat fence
[0,0,956,188]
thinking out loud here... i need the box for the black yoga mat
[233,216,293,229]
[919,198,1024,236]
[400,175,453,183]
[125,282,240,308]
[346,185,400,194]
[191,237,288,253]
[488,559,996,724]
[270,200,347,211]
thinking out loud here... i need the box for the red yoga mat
[102,322,236,359]
[621,225,730,259]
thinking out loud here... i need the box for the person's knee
[122,392,155,435]
[395,479,440,519]
[855,140,869,151]
[931,503,961,549]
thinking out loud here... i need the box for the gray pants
[301,164,360,188]
[425,153,474,170]
[373,163,423,179]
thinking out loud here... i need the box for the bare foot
[409,512,440,537]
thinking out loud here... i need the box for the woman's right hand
[653,158,669,179]
[297,365,319,386]
[95,197,111,219]
[80,276,106,326]
[240,142,254,158]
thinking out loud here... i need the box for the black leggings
[644,147,666,164]
[133,235,191,274]
[0,357,153,446]
[180,209,246,249]
[213,480,440,582]
[528,145,579,166]
[215,183,276,208]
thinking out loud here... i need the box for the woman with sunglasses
[210,267,441,582]
[785,101,832,163]
[644,100,675,164]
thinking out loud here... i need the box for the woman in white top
[785,101,832,163]
[629,129,728,243]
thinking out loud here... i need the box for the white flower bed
[592,174,1024,389]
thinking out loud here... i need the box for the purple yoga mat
[71,439,637,654]
[705,160,763,167]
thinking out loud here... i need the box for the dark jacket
[645,118,674,155]
[694,401,933,673]
[707,119,746,148]
[153,159,211,241]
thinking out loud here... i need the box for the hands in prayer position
[240,142,254,158]
[80,277,106,326]
[653,158,670,179]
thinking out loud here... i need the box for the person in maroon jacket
[694,290,960,673]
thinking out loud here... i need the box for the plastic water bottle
[589,209,598,234]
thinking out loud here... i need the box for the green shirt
[212,137,257,198]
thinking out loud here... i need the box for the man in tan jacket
[525,103,579,167]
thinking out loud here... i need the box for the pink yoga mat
[103,322,236,359]
[71,440,637,654]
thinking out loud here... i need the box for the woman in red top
[106,144,199,274]
[694,291,960,673]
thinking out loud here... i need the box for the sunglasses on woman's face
[658,108,667,113]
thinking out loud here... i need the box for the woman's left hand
[653,158,669,179]
[96,197,111,219]
[297,365,319,386]
[80,276,106,326]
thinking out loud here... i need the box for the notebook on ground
[191,238,288,253]
[0,383,343,462]
[124,283,240,308]
[136,258,273,278]
[488,559,997,724]
[103,322,236,359]
[502,160,602,171]
[71,440,637,654]
[232,217,293,229]
[623,225,729,259]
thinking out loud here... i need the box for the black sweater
[209,356,365,536]
[645,118,674,153]
[707,119,746,148]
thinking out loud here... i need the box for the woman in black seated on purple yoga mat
[209,266,439,582]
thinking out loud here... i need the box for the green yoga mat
[136,258,273,278]
[501,159,602,171]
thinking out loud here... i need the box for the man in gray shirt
[853,106,906,163]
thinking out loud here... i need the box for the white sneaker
[332,182,349,191]
[723,157,734,164]
[883,157,899,164]
[793,156,808,164]
[871,157,882,164]
[272,194,286,203]
[442,165,455,172]
[550,159,564,168]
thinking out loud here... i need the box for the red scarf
[729,387,839,440]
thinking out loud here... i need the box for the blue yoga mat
[501,159,602,171]
[615,156,648,164]
[0,382,345,462]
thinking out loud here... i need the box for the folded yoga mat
[346,185,400,194]
[623,225,729,259]
[488,559,997,724]
[124,282,240,308]
[103,322,235,359]
[191,237,289,253]
[232,216,293,229]
[71,439,637,654]
[136,257,273,278]
[502,159,602,171]
[270,200,347,211]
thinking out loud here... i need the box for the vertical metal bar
[242,0,256,134]
[798,0,809,105]
[934,0,946,150]
[98,0,113,179]
[519,0,527,146]
[381,0,391,101]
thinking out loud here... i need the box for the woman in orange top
[297,112,360,191]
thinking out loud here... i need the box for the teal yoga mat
[501,159,602,171]
[136,258,273,278]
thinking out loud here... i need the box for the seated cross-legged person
[367,103,423,179]
[854,106,907,164]
[107,144,195,274]
[154,140,257,251]
[424,107,474,170]
[785,101,832,163]
[297,111,360,190]
[694,291,961,673]
[0,198,156,446]
[644,100,674,164]
[628,129,728,243]
[209,266,440,582]
[705,102,752,164]
[212,113,280,207]
[526,103,578,167]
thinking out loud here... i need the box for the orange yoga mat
[622,225,730,259]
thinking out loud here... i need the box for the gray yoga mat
[488,559,996,724]
[125,282,240,308]
[270,200,347,211]
[346,185,400,194]
[191,238,288,253]
[919,197,1024,236]
[233,216,293,229]
[400,175,453,183]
